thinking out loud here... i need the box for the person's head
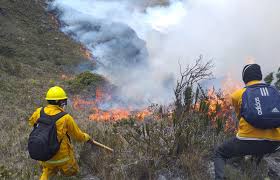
[45,86,68,108]
[242,64,262,84]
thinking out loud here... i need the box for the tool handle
[91,140,114,153]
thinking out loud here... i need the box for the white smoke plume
[48,0,280,108]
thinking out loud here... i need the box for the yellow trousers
[39,156,79,180]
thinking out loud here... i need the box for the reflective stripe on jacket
[231,80,280,141]
[29,105,88,164]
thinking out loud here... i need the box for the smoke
[49,0,280,108]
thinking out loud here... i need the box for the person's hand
[87,139,95,146]
[83,133,91,141]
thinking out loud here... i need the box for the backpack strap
[37,107,67,125]
[245,83,280,94]
[51,111,69,144]
[246,83,268,88]
[34,108,48,126]
[50,111,68,123]
[40,107,47,118]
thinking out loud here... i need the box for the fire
[221,73,243,99]
[207,88,223,115]
[245,56,256,64]
[49,14,59,29]
[72,74,240,130]
[207,74,242,113]
[136,109,151,120]
[205,88,236,133]
[60,74,74,80]
[73,97,96,110]
[72,88,152,122]
[89,108,131,121]
[80,46,92,60]
[201,75,242,133]
[95,87,105,102]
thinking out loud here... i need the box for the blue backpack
[241,83,280,129]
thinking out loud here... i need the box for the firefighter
[29,86,91,180]
[214,64,280,180]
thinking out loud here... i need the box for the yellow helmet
[45,86,67,100]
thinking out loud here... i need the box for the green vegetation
[68,71,108,93]
[275,68,280,90]
[264,72,274,85]
[264,67,280,90]
[0,0,88,179]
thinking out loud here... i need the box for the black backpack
[28,108,67,161]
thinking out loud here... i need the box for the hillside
[0,0,89,178]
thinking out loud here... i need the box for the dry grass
[0,0,87,179]
[53,108,227,180]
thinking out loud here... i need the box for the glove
[83,133,91,141]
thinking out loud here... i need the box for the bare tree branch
[174,56,214,119]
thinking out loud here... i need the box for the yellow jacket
[231,80,280,141]
[29,105,90,165]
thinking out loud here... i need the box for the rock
[264,153,280,179]
[0,8,7,16]
[207,161,215,180]
[0,46,16,57]
[81,175,100,180]
[207,152,280,179]
[155,168,185,180]
[157,174,167,180]
[116,133,129,148]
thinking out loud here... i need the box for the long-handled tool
[89,139,114,153]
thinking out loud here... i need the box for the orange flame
[245,56,255,64]
[60,74,74,80]
[221,73,243,99]
[72,88,152,122]
[89,107,131,121]
[73,97,97,110]
[202,75,242,133]
[136,109,152,120]
[49,14,59,29]
[80,46,92,60]
[95,87,104,102]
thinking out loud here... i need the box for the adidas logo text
[255,97,263,115]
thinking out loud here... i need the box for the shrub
[264,67,280,90]
[68,71,108,93]
[0,57,22,77]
